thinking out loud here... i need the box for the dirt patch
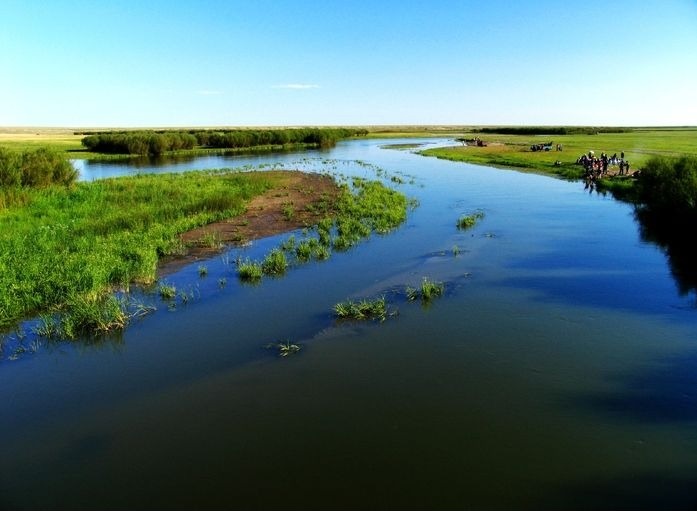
[158,171,340,276]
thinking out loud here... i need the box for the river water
[2,139,696,510]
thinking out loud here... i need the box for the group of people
[577,150,631,180]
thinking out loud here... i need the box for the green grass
[281,201,295,221]
[0,169,279,332]
[420,128,697,179]
[333,296,389,322]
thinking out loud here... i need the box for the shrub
[636,156,697,215]
[0,147,77,189]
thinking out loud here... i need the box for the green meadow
[419,127,697,179]
[0,166,280,332]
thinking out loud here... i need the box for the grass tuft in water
[333,296,389,322]
[405,278,445,303]
[265,340,302,357]
[237,259,263,281]
[420,277,444,301]
[198,265,208,277]
[457,211,485,230]
[261,248,288,276]
[33,294,153,340]
[158,283,177,300]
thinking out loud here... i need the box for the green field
[0,169,280,332]
[418,128,697,179]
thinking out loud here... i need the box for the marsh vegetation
[81,128,368,156]
[333,296,389,322]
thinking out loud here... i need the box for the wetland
[1,137,697,510]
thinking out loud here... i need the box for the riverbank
[418,128,697,180]
[0,170,308,331]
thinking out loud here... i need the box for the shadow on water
[501,203,697,316]
[569,350,697,423]
[549,472,697,511]
[554,349,697,509]
[636,207,697,302]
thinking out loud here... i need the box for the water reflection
[636,208,697,302]
[571,350,697,423]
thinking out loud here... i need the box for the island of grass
[0,149,410,336]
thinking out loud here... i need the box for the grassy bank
[1,163,411,337]
[0,169,281,331]
[419,128,697,179]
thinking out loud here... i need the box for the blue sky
[1,0,696,127]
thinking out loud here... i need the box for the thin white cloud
[196,90,223,95]
[272,83,320,90]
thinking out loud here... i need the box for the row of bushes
[0,147,77,189]
[81,128,369,156]
[81,131,198,156]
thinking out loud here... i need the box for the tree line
[80,128,369,156]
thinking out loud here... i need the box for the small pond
[1,139,696,510]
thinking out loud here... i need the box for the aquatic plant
[457,211,485,230]
[405,278,444,303]
[33,295,153,340]
[236,259,263,281]
[265,340,302,357]
[333,296,389,322]
[280,235,296,252]
[295,240,314,261]
[158,283,177,300]
[198,265,208,277]
[314,245,331,260]
[261,248,288,276]
[420,278,444,301]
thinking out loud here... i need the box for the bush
[0,147,21,187]
[636,156,697,215]
[0,147,77,189]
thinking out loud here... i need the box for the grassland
[0,169,280,332]
[418,128,697,179]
